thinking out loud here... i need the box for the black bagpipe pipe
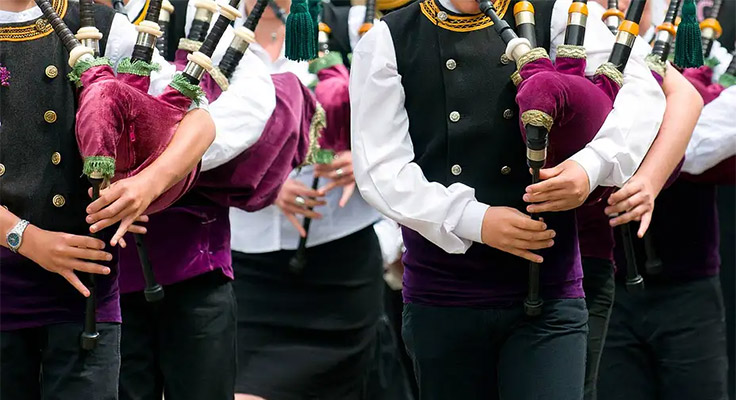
[650,0,681,62]
[603,0,624,35]
[269,0,289,25]
[727,51,736,76]
[131,0,165,63]
[156,0,176,57]
[35,0,101,349]
[564,0,589,46]
[213,0,270,86]
[359,0,377,37]
[178,0,219,51]
[609,0,647,291]
[288,8,333,276]
[700,0,723,59]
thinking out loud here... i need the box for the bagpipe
[359,0,377,36]
[479,0,647,315]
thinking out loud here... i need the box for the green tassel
[285,0,316,61]
[719,73,736,88]
[308,51,344,74]
[674,0,704,68]
[308,0,322,52]
[168,73,205,106]
[67,57,112,86]
[83,156,116,180]
[116,57,161,77]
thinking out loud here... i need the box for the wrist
[16,224,40,259]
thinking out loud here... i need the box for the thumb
[538,164,563,180]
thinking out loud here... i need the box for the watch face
[7,233,20,248]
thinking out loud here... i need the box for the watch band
[6,219,30,253]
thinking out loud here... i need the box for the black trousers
[598,276,728,400]
[0,322,121,400]
[118,271,236,400]
[402,299,588,400]
[582,258,616,400]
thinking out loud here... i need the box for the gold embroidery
[0,0,67,42]
[419,0,510,32]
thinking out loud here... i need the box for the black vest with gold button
[0,0,114,234]
[383,0,553,211]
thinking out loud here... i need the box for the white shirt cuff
[569,147,606,193]
[453,201,489,244]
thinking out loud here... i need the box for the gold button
[451,164,462,176]
[52,194,66,208]
[35,18,48,32]
[45,65,58,79]
[446,59,457,70]
[449,111,460,122]
[503,109,514,119]
[501,165,511,175]
[51,152,61,165]
[500,54,510,65]
[0,163,4,177]
[44,110,57,123]
[437,11,448,21]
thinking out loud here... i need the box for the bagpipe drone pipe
[479,0,648,315]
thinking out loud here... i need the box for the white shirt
[350,0,666,254]
[230,13,381,254]
[682,86,736,175]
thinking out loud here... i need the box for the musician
[595,3,734,399]
[0,0,214,397]
[350,0,666,397]
[228,1,412,399]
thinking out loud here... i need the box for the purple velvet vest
[614,180,721,281]
[385,0,584,307]
[118,200,232,294]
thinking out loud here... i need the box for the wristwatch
[6,219,30,253]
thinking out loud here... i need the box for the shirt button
[451,164,462,176]
[437,11,448,21]
[52,194,66,208]
[0,163,5,177]
[51,152,62,165]
[445,59,457,70]
[45,65,58,79]
[449,111,460,122]
[500,53,511,65]
[44,110,57,124]
[501,165,511,175]
[503,109,514,119]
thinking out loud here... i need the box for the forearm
[138,108,215,196]
[0,207,21,249]
[636,66,702,193]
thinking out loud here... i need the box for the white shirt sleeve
[201,51,276,171]
[682,86,736,175]
[350,21,489,254]
[551,0,666,192]
[105,13,209,110]
[709,40,733,82]
[348,5,366,51]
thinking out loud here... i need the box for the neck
[1,0,37,12]
[255,18,285,62]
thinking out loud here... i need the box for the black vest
[0,0,114,234]
[383,0,553,211]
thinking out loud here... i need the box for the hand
[275,179,326,237]
[605,176,656,237]
[86,175,160,246]
[481,207,556,263]
[19,225,112,297]
[524,160,590,213]
[315,151,356,207]
[116,215,150,249]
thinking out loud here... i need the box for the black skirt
[233,226,384,400]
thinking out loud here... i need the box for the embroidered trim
[521,110,553,132]
[178,38,202,52]
[595,62,623,87]
[419,0,511,32]
[515,47,549,70]
[116,57,161,77]
[510,70,522,86]
[67,57,112,85]
[556,44,586,59]
[645,54,666,79]
[307,51,343,74]
[303,104,330,166]
[704,56,720,69]
[209,66,230,91]
[168,73,205,106]
[83,155,116,180]
[719,73,735,88]
[0,0,67,42]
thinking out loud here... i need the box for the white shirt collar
[437,0,461,14]
[0,5,42,24]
